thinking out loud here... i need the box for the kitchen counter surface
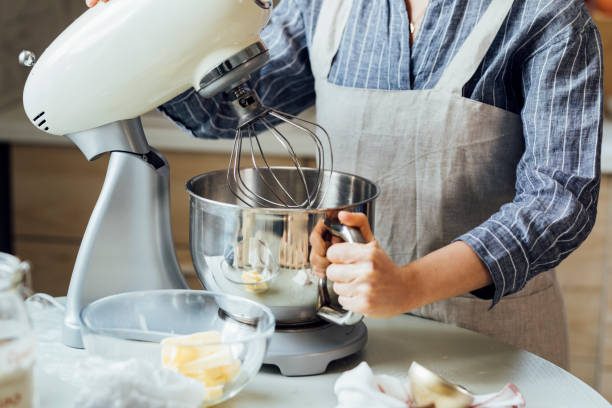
[31,302,611,407]
[3,105,612,172]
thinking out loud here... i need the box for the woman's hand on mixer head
[325,212,413,318]
[86,0,109,7]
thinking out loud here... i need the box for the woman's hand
[317,211,413,318]
[309,219,333,279]
[309,211,495,319]
[86,0,109,7]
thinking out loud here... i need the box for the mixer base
[263,321,367,376]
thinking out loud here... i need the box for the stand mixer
[20,0,376,376]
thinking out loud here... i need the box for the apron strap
[310,0,355,81]
[434,0,515,94]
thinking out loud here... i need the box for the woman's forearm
[402,241,493,311]
[321,212,495,318]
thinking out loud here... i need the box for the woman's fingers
[333,282,353,296]
[338,295,364,314]
[338,211,375,242]
[310,216,378,281]
[327,241,379,264]
[309,219,333,278]
[309,220,330,276]
[327,262,370,283]
[310,251,330,278]
[309,220,329,252]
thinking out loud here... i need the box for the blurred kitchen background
[2,0,612,401]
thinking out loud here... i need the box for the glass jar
[0,253,36,408]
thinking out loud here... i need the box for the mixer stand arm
[62,117,188,348]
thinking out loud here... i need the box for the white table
[31,304,610,408]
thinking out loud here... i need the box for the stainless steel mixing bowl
[187,167,379,327]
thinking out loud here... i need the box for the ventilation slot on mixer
[32,112,50,132]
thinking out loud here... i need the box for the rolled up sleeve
[458,22,603,306]
[158,0,316,139]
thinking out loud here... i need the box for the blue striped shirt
[160,0,603,305]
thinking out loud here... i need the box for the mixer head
[21,0,272,136]
[224,85,333,210]
[20,0,331,210]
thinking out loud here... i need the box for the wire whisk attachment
[226,85,333,209]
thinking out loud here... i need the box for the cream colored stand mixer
[20,0,374,375]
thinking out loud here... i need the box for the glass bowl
[80,290,275,406]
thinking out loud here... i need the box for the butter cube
[222,359,242,382]
[182,346,234,372]
[203,385,224,402]
[241,269,268,292]
[186,368,227,387]
[161,331,222,368]
[160,331,243,403]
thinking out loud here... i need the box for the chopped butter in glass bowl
[80,290,275,406]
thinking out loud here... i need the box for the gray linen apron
[310,0,569,368]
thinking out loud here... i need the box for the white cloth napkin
[334,362,526,408]
[71,358,206,408]
[25,297,205,408]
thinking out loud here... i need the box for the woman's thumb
[338,211,375,242]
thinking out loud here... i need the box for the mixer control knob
[18,50,36,67]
